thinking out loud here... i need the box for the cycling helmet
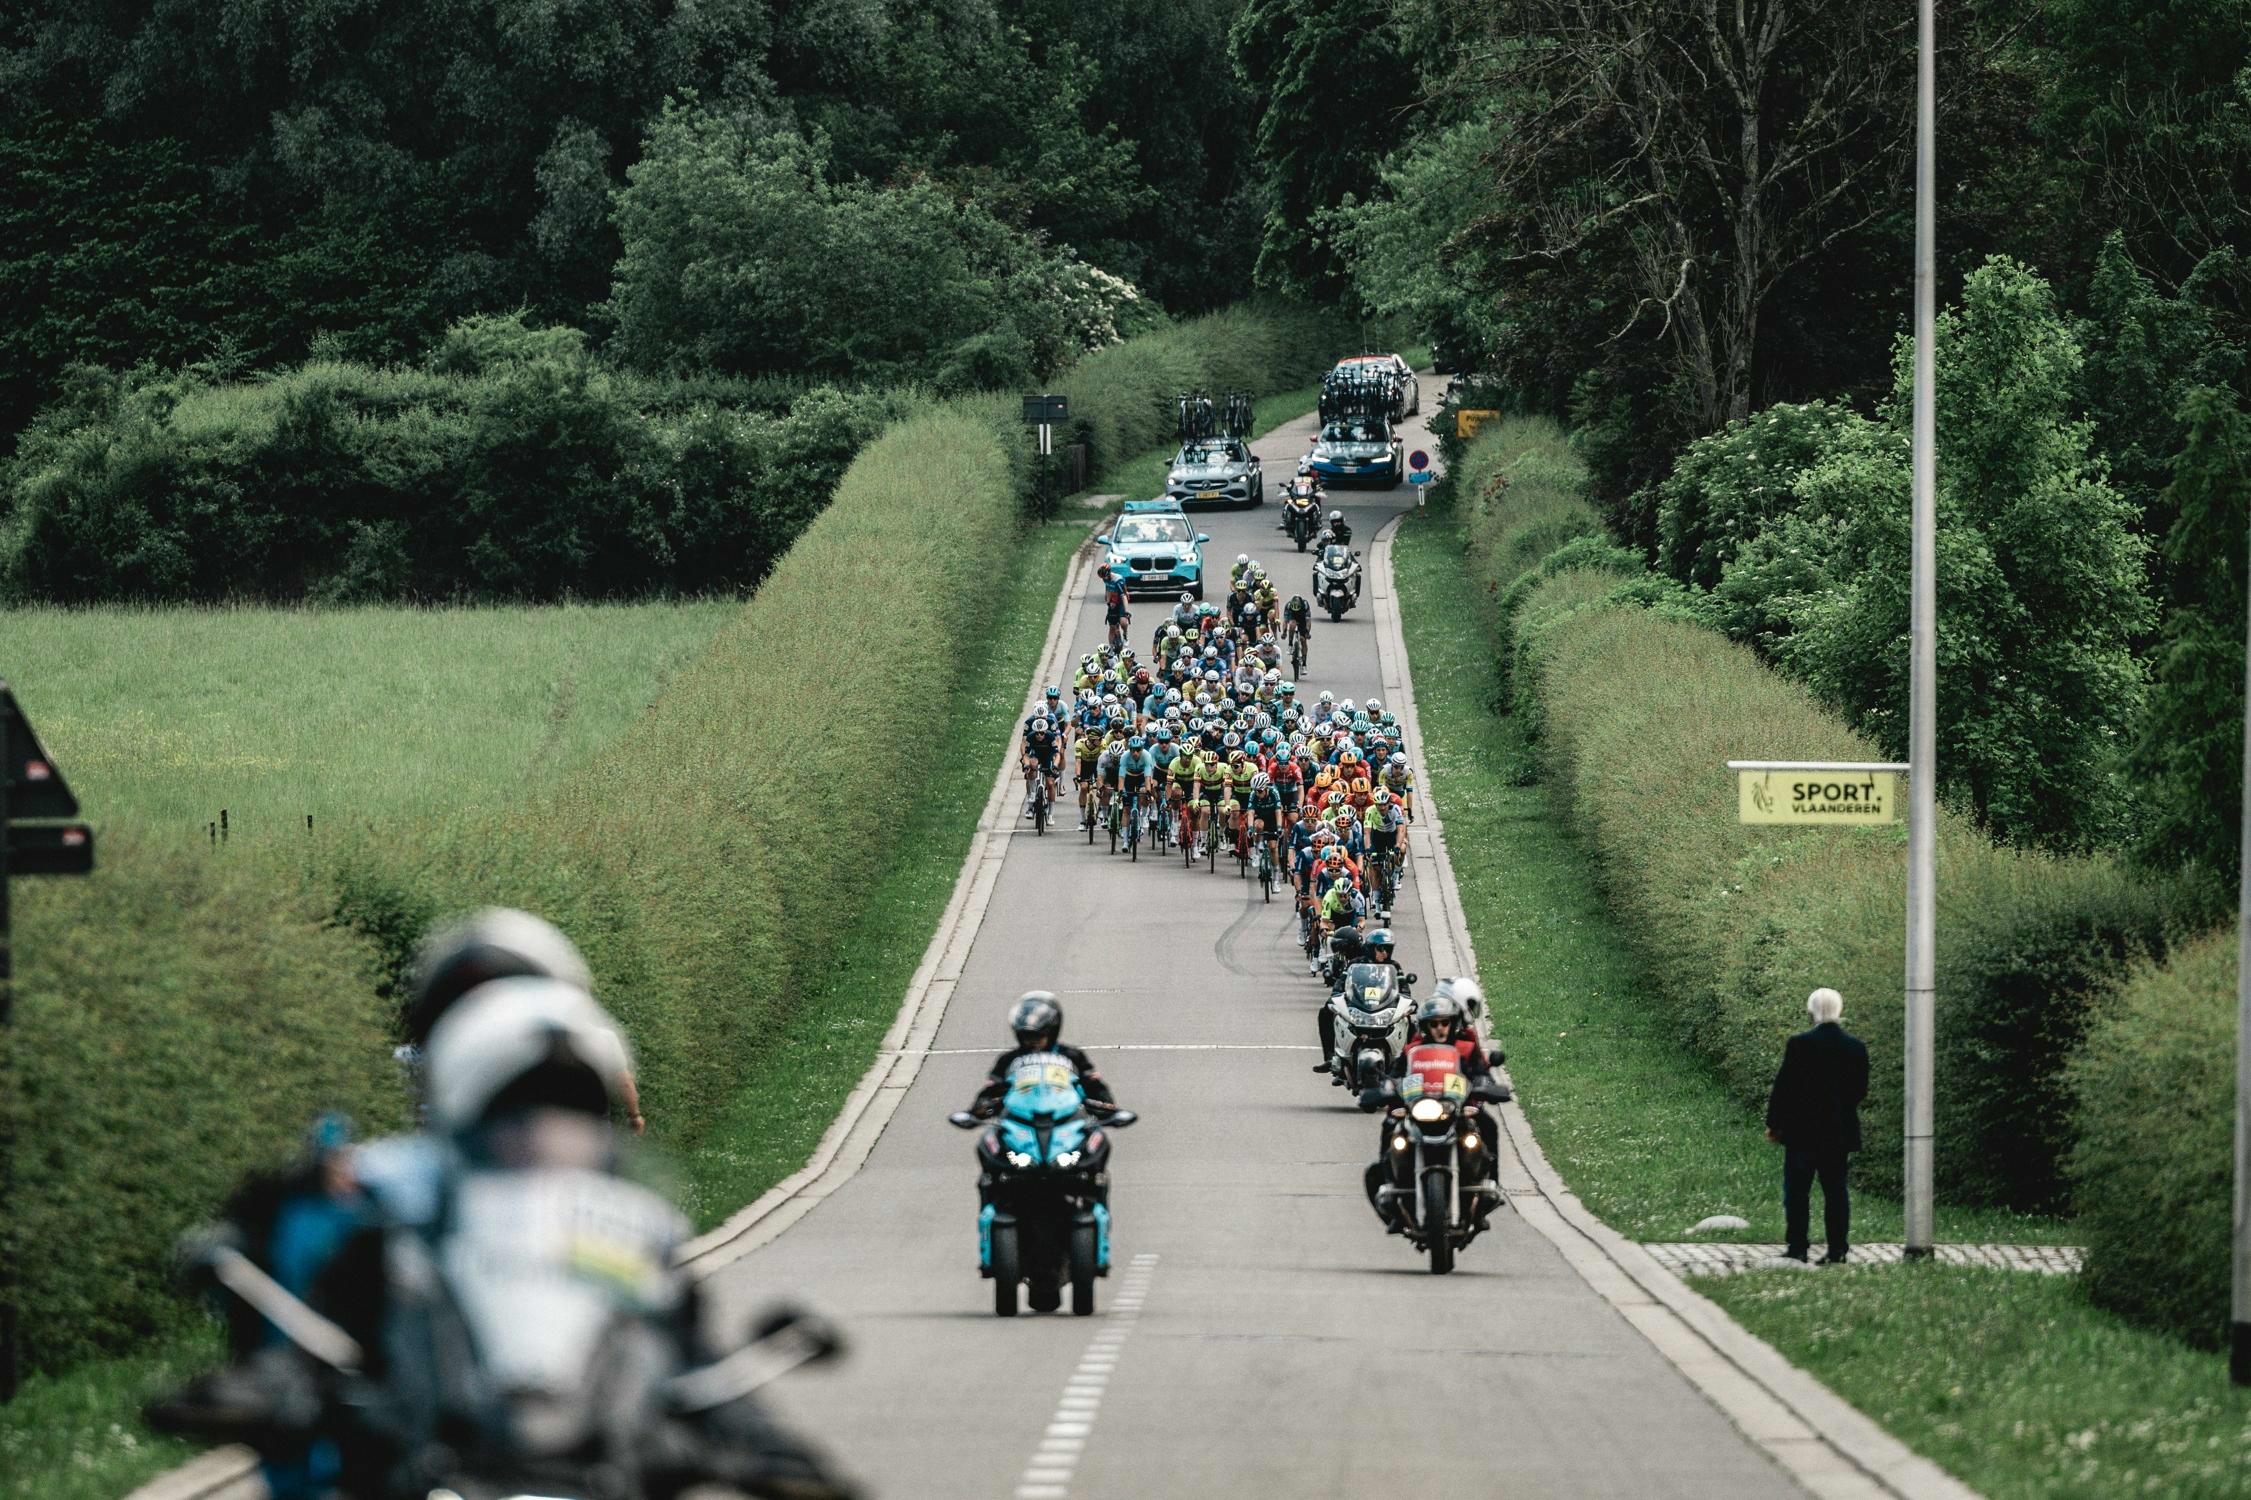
[1251,772,1271,791]
[1414,994,1467,1042]
[1381,712,1398,728]
[406,907,592,1046]
[1009,991,1064,1050]
[1340,699,1357,716]
[1365,696,1382,715]
[1031,716,1050,733]
[1365,928,1398,966]
[1390,752,1408,770]
[1281,681,1296,696]
[1203,670,1222,684]
[1165,706,1183,723]
[1372,787,1390,805]
[1180,590,1195,605]
[425,976,631,1134]
[1235,553,1249,568]
[1128,734,1146,750]
[1202,645,1219,660]
[1223,731,1241,749]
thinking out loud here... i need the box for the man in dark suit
[1764,987,1870,1264]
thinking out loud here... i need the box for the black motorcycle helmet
[1415,994,1466,1043]
[1009,991,1064,1050]
[1330,925,1365,964]
[1364,927,1397,967]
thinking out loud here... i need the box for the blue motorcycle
[950,1055,1138,1316]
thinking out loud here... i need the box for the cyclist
[1021,715,1063,820]
[1120,734,1159,842]
[1099,565,1131,653]
[1381,751,1416,820]
[1073,717,1106,830]
[1363,787,1406,913]
[1281,594,1312,668]
[1094,730,1127,834]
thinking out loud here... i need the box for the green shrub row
[2068,929,2237,1347]
[3,838,408,1372]
[1454,418,2186,1209]
[1,314,910,604]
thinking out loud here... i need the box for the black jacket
[1764,1021,1869,1154]
[974,1044,1116,1110]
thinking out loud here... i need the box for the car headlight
[1410,1098,1447,1124]
[1006,1150,1034,1168]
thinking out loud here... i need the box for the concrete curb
[125,528,1104,1500]
[1368,516,1979,1500]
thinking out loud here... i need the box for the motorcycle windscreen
[1319,546,1353,569]
[439,1167,690,1394]
[1005,1052,1087,1122]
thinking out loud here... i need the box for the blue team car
[1100,499,1209,599]
[1303,416,1405,489]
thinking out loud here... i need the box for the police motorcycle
[1313,542,1361,620]
[1280,478,1323,551]
[1322,963,1415,1091]
[1360,1040,1512,1275]
[949,1052,1137,1317]
[148,982,853,1500]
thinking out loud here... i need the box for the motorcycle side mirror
[947,1111,983,1130]
[1102,1109,1139,1129]
[1488,1049,1507,1068]
[747,1304,847,1365]
[1197,533,1210,543]
[1405,973,1419,986]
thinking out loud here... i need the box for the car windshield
[1182,442,1241,466]
[1114,515,1191,545]
[1320,422,1383,444]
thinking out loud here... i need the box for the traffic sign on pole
[1408,449,1430,471]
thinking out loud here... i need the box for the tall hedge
[2069,929,2236,1346]
[1454,419,2184,1208]
[3,838,407,1372]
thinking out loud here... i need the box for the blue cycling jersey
[1120,750,1159,781]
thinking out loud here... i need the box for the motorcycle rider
[1318,510,1353,548]
[1360,926,1410,998]
[1364,994,1510,1234]
[1313,924,1367,1069]
[966,994,1123,1211]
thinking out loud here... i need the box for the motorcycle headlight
[1461,1132,1482,1152]
[1054,1150,1082,1168]
[1006,1150,1035,1168]
[1389,1133,1411,1152]
[1410,1098,1447,1124]
[1347,1008,1375,1026]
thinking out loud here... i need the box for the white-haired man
[1764,987,1870,1264]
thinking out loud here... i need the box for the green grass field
[3,601,735,833]
[1706,1269,2251,1499]
[0,1327,217,1500]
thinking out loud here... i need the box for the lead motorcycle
[1279,482,1322,551]
[1312,543,1361,620]
[1362,1042,1511,1274]
[149,1114,853,1499]
[950,1053,1138,1317]
[1322,963,1415,1091]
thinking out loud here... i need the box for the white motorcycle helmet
[1432,976,1488,1028]
[405,907,592,1045]
[425,976,633,1136]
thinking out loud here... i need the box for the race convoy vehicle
[1332,353,1420,418]
[1166,434,1265,508]
[1101,506,1210,597]
[1304,417,1403,488]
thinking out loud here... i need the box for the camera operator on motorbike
[1313,924,1367,1066]
[1318,510,1353,549]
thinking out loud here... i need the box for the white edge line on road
[1369,516,1979,1500]
[126,526,1107,1500]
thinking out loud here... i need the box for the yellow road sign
[1455,409,1503,440]
[1734,766,1901,825]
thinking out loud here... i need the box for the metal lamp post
[1902,0,1939,1260]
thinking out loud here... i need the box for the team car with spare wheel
[1304,417,1404,488]
[1101,509,1209,598]
[1164,436,1264,509]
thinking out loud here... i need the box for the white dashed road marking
[1011,1253,1159,1500]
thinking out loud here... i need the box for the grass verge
[677,513,1092,1225]
[1391,505,2066,1246]
[0,1326,217,1500]
[1703,1268,2251,1499]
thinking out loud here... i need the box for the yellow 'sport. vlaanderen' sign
[1736,768,1901,825]
[1455,409,1503,440]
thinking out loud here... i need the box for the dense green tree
[1229,0,1413,296]
[2131,387,2251,880]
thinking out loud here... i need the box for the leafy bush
[3,838,408,1372]
[2069,929,2236,1346]
[1652,401,1856,590]
[1451,418,2188,1205]
[1,337,908,603]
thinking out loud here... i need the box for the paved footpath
[1648,1244,2084,1279]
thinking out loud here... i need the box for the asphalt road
[705,398,1805,1499]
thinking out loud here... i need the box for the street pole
[2232,508,2251,1385]
[1902,0,1939,1261]
[1,698,15,1398]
